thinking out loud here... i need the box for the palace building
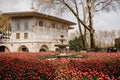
[0,11,75,52]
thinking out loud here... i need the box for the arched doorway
[0,46,10,52]
[39,45,49,52]
[18,45,29,52]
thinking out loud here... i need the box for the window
[16,20,20,30]
[16,33,20,39]
[24,19,29,30]
[62,24,65,30]
[22,48,28,52]
[52,23,56,29]
[66,25,69,31]
[62,26,64,30]
[39,21,43,27]
[24,33,28,39]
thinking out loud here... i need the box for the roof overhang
[3,11,76,26]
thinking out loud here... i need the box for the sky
[0,0,120,31]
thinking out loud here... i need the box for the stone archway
[0,46,10,52]
[39,45,49,52]
[18,45,29,52]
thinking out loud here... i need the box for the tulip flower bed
[0,52,120,80]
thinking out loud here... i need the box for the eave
[3,11,76,26]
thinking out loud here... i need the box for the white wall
[1,16,70,52]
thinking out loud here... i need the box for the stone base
[57,53,70,59]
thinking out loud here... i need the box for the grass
[37,55,58,59]
[37,53,91,59]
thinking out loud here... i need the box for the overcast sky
[0,0,120,31]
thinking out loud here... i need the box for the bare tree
[95,31,103,48]
[68,30,78,40]
[0,11,5,28]
[0,12,11,35]
[32,0,120,48]
[95,30,117,48]
[117,30,120,37]
[108,30,116,46]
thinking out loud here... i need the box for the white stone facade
[0,12,75,52]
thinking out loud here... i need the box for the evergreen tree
[115,38,120,51]
[69,36,85,52]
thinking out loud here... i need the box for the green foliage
[81,76,90,80]
[37,55,57,59]
[115,38,120,50]
[40,74,48,80]
[70,53,83,58]
[70,53,90,58]
[69,36,84,52]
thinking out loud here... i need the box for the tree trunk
[78,21,86,48]
[84,27,87,48]
[87,0,95,48]
[90,30,95,48]
[74,0,86,49]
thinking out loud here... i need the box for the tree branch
[63,1,90,31]
[94,0,112,12]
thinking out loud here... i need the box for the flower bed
[0,52,120,80]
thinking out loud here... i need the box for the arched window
[39,45,49,52]
[0,46,10,52]
[39,48,46,52]
[52,23,56,29]
[18,45,29,52]
[39,21,44,27]
[62,24,65,30]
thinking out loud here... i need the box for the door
[0,46,5,52]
